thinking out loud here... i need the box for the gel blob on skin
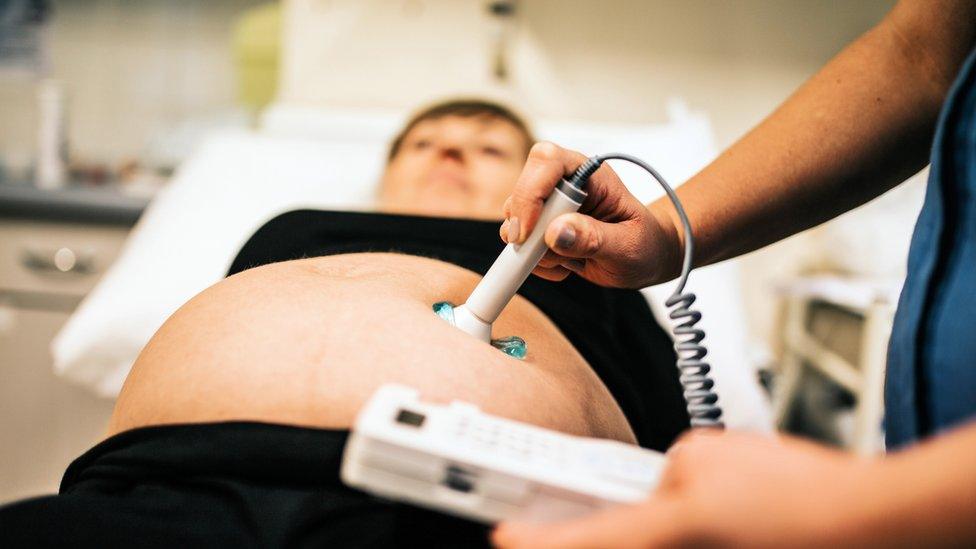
[433,301,527,359]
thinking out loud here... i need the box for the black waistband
[61,422,350,494]
[12,422,491,548]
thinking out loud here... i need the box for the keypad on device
[452,417,570,465]
[447,415,660,485]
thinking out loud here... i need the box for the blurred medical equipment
[485,0,517,80]
[450,153,723,427]
[232,3,281,115]
[774,276,899,454]
[0,1,49,72]
[342,384,665,524]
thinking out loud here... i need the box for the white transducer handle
[457,182,585,340]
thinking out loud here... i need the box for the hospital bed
[52,102,772,431]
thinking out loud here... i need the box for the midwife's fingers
[508,142,590,243]
[543,213,640,262]
[531,264,572,282]
[500,217,522,244]
[492,499,683,549]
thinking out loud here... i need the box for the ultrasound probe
[451,177,587,342]
[450,154,724,428]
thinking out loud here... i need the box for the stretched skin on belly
[108,253,636,444]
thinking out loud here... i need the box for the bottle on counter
[35,78,67,190]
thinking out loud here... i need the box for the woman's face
[378,115,530,220]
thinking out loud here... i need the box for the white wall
[279,0,894,147]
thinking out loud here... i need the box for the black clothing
[1,423,490,548]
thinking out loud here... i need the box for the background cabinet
[0,219,129,504]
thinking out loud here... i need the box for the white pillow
[260,100,714,203]
[52,129,385,396]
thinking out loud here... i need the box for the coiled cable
[567,154,724,428]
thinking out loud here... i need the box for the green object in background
[232,2,281,114]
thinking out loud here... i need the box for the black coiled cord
[666,292,723,427]
[567,154,724,429]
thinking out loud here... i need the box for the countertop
[0,183,150,226]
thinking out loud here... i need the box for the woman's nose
[437,144,465,162]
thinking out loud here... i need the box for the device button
[443,466,477,493]
[395,408,426,427]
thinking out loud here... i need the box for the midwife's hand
[500,142,680,288]
[493,430,883,548]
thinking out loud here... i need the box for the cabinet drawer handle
[21,247,95,275]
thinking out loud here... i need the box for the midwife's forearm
[647,0,976,279]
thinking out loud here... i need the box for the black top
[229,210,689,450]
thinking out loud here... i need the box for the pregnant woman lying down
[0,99,688,548]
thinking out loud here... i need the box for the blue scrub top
[886,47,976,449]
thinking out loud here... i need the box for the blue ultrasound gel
[433,301,456,323]
[432,301,527,360]
[489,336,527,359]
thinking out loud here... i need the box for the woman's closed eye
[480,145,508,158]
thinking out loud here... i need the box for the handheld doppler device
[340,384,665,524]
[342,153,723,523]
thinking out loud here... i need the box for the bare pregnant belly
[108,253,636,443]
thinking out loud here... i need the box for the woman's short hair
[387,99,534,161]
